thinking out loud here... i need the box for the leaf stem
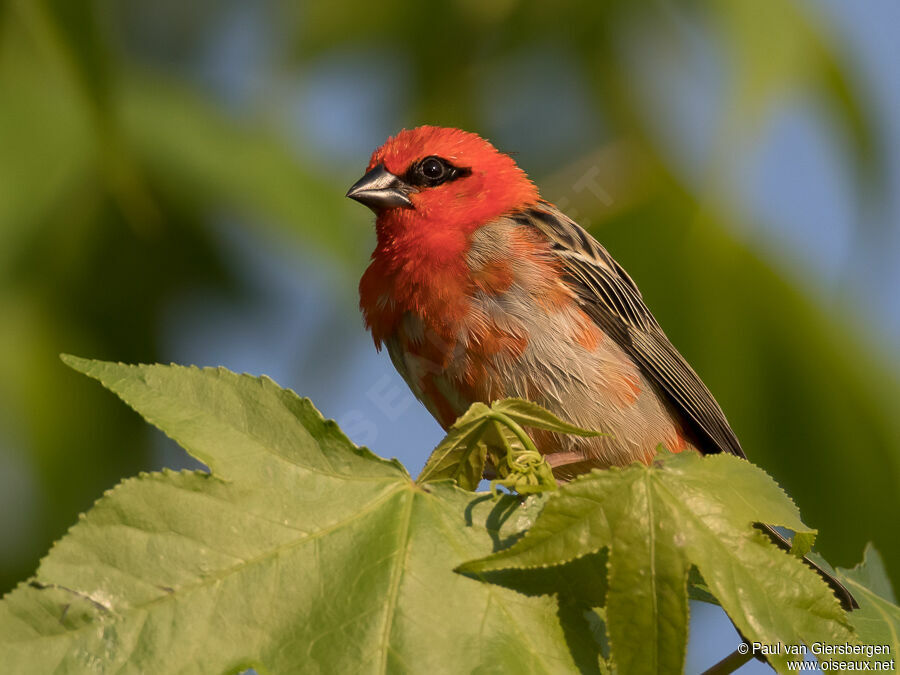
[492,419,515,456]
[487,411,540,456]
[486,411,557,495]
[700,646,754,675]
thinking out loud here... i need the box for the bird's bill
[345,164,414,211]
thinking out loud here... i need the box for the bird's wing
[515,204,864,609]
[515,202,745,458]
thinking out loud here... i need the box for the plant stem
[701,647,754,675]
[491,419,515,458]
[487,411,540,456]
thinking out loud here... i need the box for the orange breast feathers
[359,225,473,349]
[360,216,568,349]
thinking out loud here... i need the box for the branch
[701,645,754,675]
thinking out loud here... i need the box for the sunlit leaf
[416,402,491,489]
[0,358,595,673]
[459,452,854,674]
[491,398,603,437]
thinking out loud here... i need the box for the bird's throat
[360,214,474,347]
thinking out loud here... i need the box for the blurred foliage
[0,0,898,601]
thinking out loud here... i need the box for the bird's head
[346,126,539,235]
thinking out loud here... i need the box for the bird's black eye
[405,156,471,188]
[420,156,447,181]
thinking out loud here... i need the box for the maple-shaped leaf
[458,452,857,675]
[0,357,601,674]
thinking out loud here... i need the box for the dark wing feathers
[564,254,657,333]
[522,203,745,459]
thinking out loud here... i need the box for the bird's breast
[371,216,694,471]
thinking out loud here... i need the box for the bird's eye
[420,157,447,181]
[404,155,470,188]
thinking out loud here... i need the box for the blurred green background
[1,1,898,670]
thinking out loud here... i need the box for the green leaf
[419,398,585,495]
[0,357,596,674]
[459,452,854,675]
[687,567,719,606]
[837,545,900,662]
[473,551,612,675]
[790,530,817,558]
[416,402,491,489]
[491,398,603,437]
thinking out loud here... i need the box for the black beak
[346,164,414,212]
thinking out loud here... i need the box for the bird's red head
[350,126,541,346]
[347,126,539,237]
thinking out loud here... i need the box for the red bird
[347,125,855,609]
